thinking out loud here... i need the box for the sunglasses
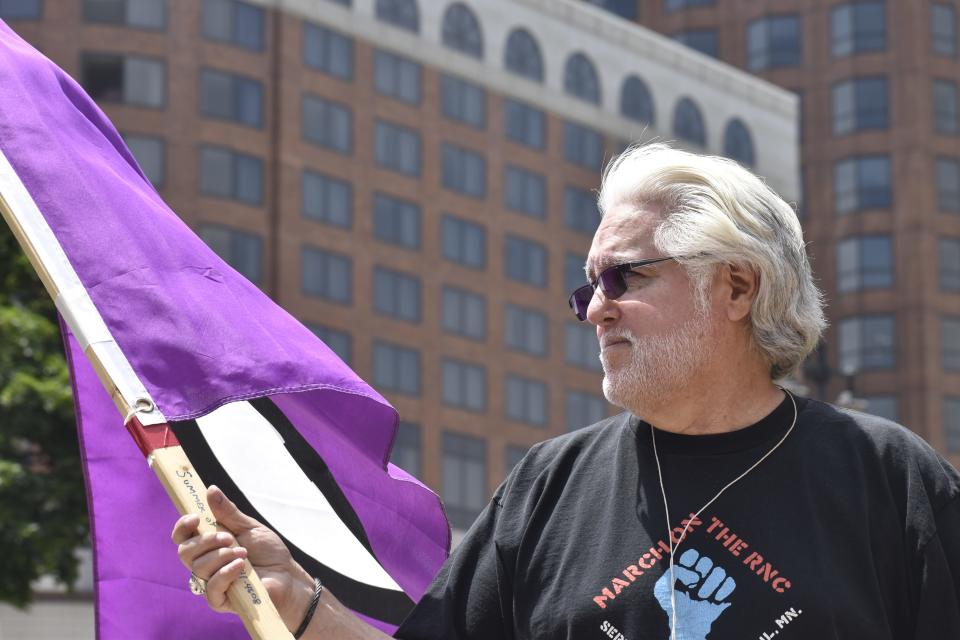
[567,256,678,321]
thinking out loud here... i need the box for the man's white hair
[597,142,826,380]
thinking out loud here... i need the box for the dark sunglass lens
[569,285,593,320]
[598,266,628,300]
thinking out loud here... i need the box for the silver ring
[189,573,206,596]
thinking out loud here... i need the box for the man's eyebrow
[585,254,635,281]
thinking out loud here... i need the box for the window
[83,0,165,28]
[302,94,352,154]
[308,324,352,365]
[199,146,262,204]
[940,237,960,290]
[123,134,165,187]
[301,246,351,303]
[747,15,802,70]
[504,166,546,218]
[937,158,960,213]
[834,156,891,213]
[836,235,893,292]
[199,224,262,283]
[202,0,264,51]
[932,4,957,56]
[564,53,601,105]
[565,322,602,371]
[862,396,898,422]
[719,119,755,167]
[442,432,486,529]
[441,74,485,128]
[665,0,716,11]
[505,445,528,474]
[442,359,486,412]
[442,286,486,340]
[303,22,353,80]
[81,53,164,107]
[564,186,600,234]
[374,50,421,105]
[504,28,543,82]
[505,375,547,426]
[302,171,351,228]
[373,193,420,248]
[674,29,718,58]
[942,317,960,371]
[374,121,421,176]
[373,267,420,323]
[935,80,959,134]
[565,389,607,431]
[505,235,547,287]
[621,76,655,124]
[584,0,637,19]
[945,397,960,453]
[0,0,41,19]
[673,98,705,146]
[832,77,888,135]
[505,304,547,356]
[442,215,486,268]
[200,69,263,128]
[375,0,418,32]
[564,252,587,294]
[831,2,885,57]
[504,99,546,150]
[390,421,421,477]
[442,144,486,198]
[564,121,604,170]
[838,315,896,372]
[374,341,420,395]
[441,3,483,59]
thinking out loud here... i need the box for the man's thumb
[207,485,261,533]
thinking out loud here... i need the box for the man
[173,144,960,639]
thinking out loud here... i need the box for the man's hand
[654,548,736,640]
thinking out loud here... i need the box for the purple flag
[0,19,449,638]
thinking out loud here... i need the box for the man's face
[584,204,717,416]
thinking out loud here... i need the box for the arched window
[620,75,655,124]
[723,118,755,166]
[376,0,419,33]
[504,28,543,82]
[442,3,483,59]
[563,53,601,105]
[672,97,706,146]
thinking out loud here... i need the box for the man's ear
[723,263,758,322]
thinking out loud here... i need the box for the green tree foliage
[0,223,87,607]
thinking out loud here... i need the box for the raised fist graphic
[653,548,736,640]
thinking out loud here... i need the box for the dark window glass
[504,166,546,218]
[673,98,705,146]
[373,266,421,323]
[621,76,655,124]
[374,121,421,176]
[834,156,891,213]
[301,246,351,303]
[324,0,351,5]
[200,69,263,128]
[664,0,715,11]
[935,80,960,134]
[565,389,607,431]
[831,2,885,57]
[564,53,601,105]
[832,76,888,135]
[505,375,547,427]
[84,0,166,28]
[199,145,262,204]
[202,0,264,50]
[564,186,599,234]
[836,235,893,292]
[442,143,486,198]
[942,317,960,371]
[302,171,351,228]
[505,304,547,356]
[442,359,486,412]
[441,431,486,529]
[504,28,543,82]
[584,0,636,19]
[564,252,587,294]
[441,74,485,128]
[390,421,421,477]
[937,158,960,213]
[565,322,601,371]
[442,286,486,340]
[747,14,802,70]
[940,237,960,290]
[303,22,353,80]
[564,121,604,170]
[0,0,41,19]
[933,4,957,56]
[442,2,482,58]
[123,134,165,187]
[81,52,165,107]
[199,224,262,283]
[441,215,486,269]
[944,397,960,453]
[302,94,352,154]
[375,0,418,32]
[308,324,352,365]
[373,341,420,395]
[862,396,898,421]
[374,50,421,105]
[723,119,755,166]
[673,29,718,58]
[373,193,420,248]
[504,99,546,149]
[838,315,896,372]
[504,235,547,287]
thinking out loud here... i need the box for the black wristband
[293,577,323,639]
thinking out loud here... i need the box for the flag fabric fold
[0,18,449,638]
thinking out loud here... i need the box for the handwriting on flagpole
[175,467,208,515]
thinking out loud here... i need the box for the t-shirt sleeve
[913,494,960,638]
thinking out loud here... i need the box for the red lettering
[707,516,724,533]
[638,553,655,569]
[773,577,791,593]
[759,563,779,583]
[623,565,642,581]
[594,588,615,609]
[611,577,630,595]
[744,552,764,570]
[730,540,749,557]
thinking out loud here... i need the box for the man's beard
[600,309,715,417]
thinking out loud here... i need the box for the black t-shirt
[395,396,960,639]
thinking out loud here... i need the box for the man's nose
[586,286,619,326]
